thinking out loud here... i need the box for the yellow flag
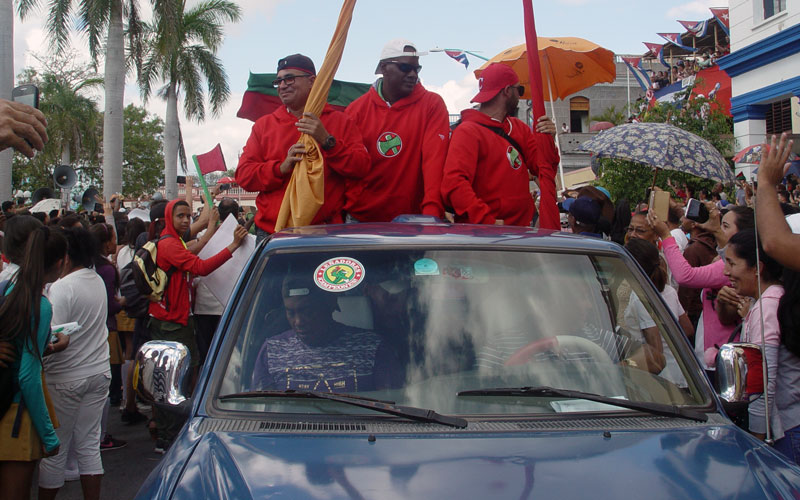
[274,0,357,232]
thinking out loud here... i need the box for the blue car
[134,223,800,499]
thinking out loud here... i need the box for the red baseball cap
[471,63,520,103]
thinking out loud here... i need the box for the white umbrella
[31,198,62,214]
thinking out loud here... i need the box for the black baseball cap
[277,54,316,75]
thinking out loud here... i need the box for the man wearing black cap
[236,54,369,240]
[568,196,602,238]
[344,39,450,222]
[441,63,558,226]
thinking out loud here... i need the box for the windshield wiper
[220,390,468,429]
[457,386,707,422]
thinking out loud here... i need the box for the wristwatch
[321,135,336,151]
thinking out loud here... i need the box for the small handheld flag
[192,143,227,205]
[445,50,469,69]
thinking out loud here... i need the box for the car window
[217,248,707,416]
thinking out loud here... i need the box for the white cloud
[424,72,479,115]
[667,0,728,19]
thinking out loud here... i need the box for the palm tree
[17,0,144,198]
[138,0,241,199]
[0,0,15,201]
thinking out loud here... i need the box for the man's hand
[226,225,248,253]
[0,98,48,158]
[757,133,794,188]
[0,341,16,368]
[295,112,330,145]
[535,116,556,136]
[280,143,306,175]
[208,206,220,227]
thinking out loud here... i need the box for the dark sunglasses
[509,85,525,95]
[271,74,312,88]
[386,61,422,74]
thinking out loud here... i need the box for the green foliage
[122,104,165,198]
[589,105,628,126]
[593,81,734,205]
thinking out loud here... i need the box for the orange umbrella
[474,37,616,101]
[274,0,356,232]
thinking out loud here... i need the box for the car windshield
[216,248,708,416]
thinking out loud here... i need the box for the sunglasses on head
[271,74,312,88]
[386,61,422,74]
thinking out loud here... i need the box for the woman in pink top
[720,229,800,461]
[648,205,754,370]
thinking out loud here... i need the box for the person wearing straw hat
[344,39,450,222]
[441,63,557,226]
[236,54,369,239]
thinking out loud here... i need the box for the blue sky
[13,0,728,174]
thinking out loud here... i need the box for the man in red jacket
[236,54,369,240]
[344,39,450,222]
[441,63,559,226]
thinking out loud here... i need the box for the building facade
[718,0,800,179]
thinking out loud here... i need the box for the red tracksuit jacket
[344,82,449,222]
[149,200,232,326]
[441,109,560,226]
[236,104,369,233]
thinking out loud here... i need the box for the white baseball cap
[375,38,427,74]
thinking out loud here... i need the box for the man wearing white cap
[441,63,558,226]
[344,38,450,222]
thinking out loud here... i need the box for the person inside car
[251,275,401,392]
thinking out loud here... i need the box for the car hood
[141,421,800,500]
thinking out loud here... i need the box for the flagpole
[626,61,631,117]
[192,155,214,206]
[543,61,566,191]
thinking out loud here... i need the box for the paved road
[31,406,162,499]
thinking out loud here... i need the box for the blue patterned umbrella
[578,122,734,183]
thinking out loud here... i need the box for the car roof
[264,223,625,255]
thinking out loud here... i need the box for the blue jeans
[774,424,800,465]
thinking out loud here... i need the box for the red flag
[522,0,558,231]
[522,0,545,120]
[195,143,227,175]
[710,7,730,29]
[643,42,663,57]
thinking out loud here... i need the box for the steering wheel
[503,335,615,367]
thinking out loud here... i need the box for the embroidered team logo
[506,146,522,170]
[377,132,402,157]
[314,257,365,292]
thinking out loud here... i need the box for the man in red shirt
[344,39,450,222]
[441,63,558,226]
[236,54,369,240]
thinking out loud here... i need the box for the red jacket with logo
[236,104,369,233]
[441,109,560,226]
[344,82,449,222]
[149,200,232,326]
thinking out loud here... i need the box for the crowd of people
[0,33,799,498]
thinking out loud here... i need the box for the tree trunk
[0,0,14,201]
[102,0,125,198]
[164,82,179,199]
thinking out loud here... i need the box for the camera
[685,198,709,223]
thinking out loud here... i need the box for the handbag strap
[11,398,25,438]
[476,123,528,166]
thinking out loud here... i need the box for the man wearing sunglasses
[344,38,450,222]
[441,63,558,226]
[236,54,369,240]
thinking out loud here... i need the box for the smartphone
[12,84,39,109]
[685,198,710,223]
[649,190,670,221]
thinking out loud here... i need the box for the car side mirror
[134,341,192,407]
[715,342,764,403]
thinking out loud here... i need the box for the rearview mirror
[133,341,192,407]
[715,343,763,403]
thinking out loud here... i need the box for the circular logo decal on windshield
[314,257,365,292]
[377,132,402,158]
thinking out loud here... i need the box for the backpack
[119,262,149,318]
[131,235,176,304]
